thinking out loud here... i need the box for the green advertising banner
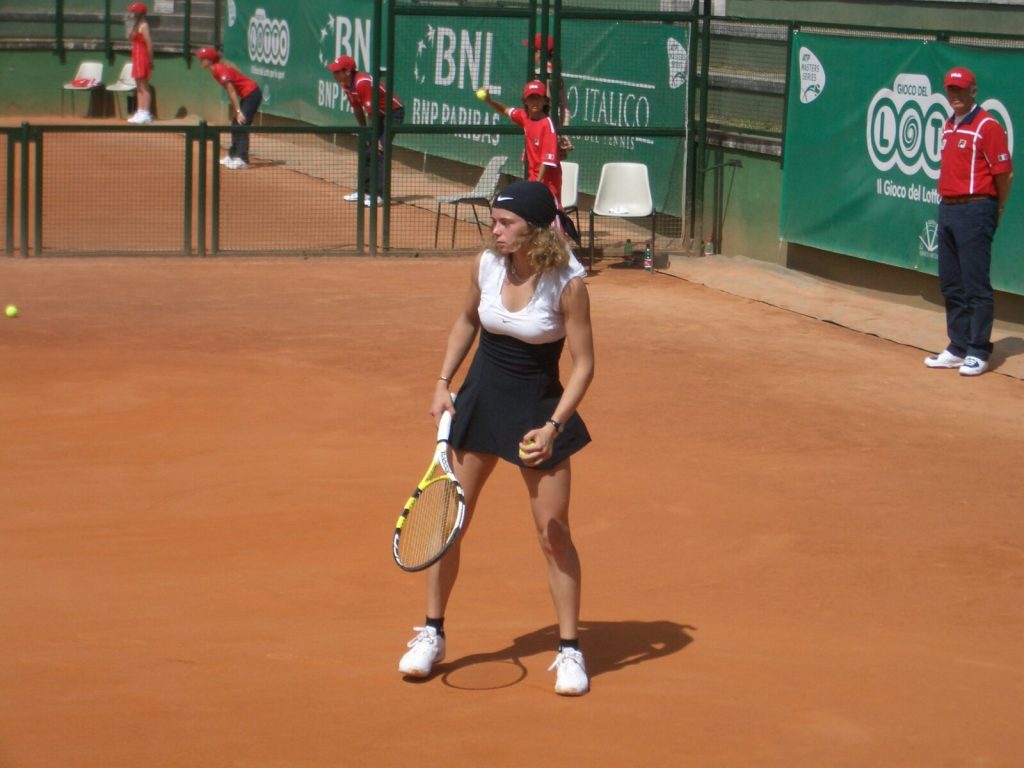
[223,3,689,215]
[781,32,1021,295]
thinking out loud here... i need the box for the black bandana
[491,181,557,227]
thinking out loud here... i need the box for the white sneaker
[924,350,966,369]
[343,191,361,202]
[219,155,233,166]
[134,111,152,124]
[398,626,445,677]
[127,112,144,124]
[548,648,589,696]
[363,195,384,208]
[959,355,988,376]
[227,158,249,170]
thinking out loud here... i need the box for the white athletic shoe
[548,648,589,696]
[219,155,233,166]
[134,111,152,124]
[924,350,966,369]
[227,158,249,170]
[343,191,361,202]
[959,355,988,377]
[363,195,384,208]
[398,626,445,677]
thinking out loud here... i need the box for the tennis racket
[393,407,466,572]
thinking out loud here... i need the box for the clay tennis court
[1,253,1022,767]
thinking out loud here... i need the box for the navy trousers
[936,198,999,361]
[230,88,263,162]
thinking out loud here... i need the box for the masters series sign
[781,33,1022,295]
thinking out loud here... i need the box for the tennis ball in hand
[476,88,488,101]
[5,304,17,318]
[518,439,536,459]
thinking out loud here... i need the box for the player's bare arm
[431,257,483,423]
[554,276,595,424]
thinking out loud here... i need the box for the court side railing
[1,122,376,258]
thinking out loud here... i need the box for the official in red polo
[925,66,1013,377]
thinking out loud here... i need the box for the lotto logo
[248,8,289,67]
[866,74,948,180]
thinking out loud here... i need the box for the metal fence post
[31,126,42,257]
[185,125,195,256]
[18,124,29,257]
[4,129,16,256]
[104,0,112,63]
[56,0,65,62]
[183,0,192,63]
[197,123,207,257]
[211,126,220,255]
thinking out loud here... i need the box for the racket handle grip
[436,408,453,441]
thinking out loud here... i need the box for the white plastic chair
[587,162,656,268]
[62,61,105,116]
[560,160,580,233]
[106,62,137,119]
[434,155,508,247]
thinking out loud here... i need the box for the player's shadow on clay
[434,619,695,689]
[990,336,1024,371]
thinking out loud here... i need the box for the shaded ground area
[1,256,1021,768]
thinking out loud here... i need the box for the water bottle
[623,238,633,264]
[643,242,653,273]
[704,237,714,256]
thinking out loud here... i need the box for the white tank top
[477,248,586,344]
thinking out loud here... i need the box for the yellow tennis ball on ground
[476,88,488,101]
[5,304,17,318]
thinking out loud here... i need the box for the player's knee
[537,518,573,559]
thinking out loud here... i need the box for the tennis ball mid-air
[476,88,488,101]
[5,304,17,318]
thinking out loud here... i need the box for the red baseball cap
[195,47,220,63]
[522,80,547,99]
[944,67,976,89]
[327,55,356,73]
[522,33,555,53]
[127,2,147,13]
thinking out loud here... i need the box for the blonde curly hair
[489,225,571,274]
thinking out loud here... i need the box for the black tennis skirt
[450,328,591,469]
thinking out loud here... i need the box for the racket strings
[397,478,461,569]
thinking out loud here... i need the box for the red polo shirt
[507,108,562,204]
[938,105,1013,198]
[210,63,259,99]
[344,72,403,117]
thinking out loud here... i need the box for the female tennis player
[195,47,262,169]
[399,180,594,696]
[126,3,153,124]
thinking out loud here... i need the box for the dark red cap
[327,55,357,73]
[944,67,976,89]
[522,80,547,99]
[195,47,220,63]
